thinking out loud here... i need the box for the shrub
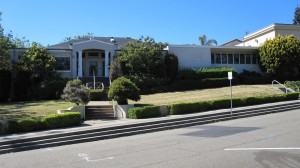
[108,77,140,105]
[89,89,106,101]
[41,112,81,129]
[168,92,299,115]
[38,76,68,100]
[164,53,178,80]
[61,79,90,106]
[0,70,11,102]
[8,112,81,133]
[128,106,161,119]
[110,59,123,81]
[126,74,166,90]
[196,67,238,78]
[238,70,269,84]
[285,81,300,92]
[178,69,199,80]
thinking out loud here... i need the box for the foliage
[168,92,299,115]
[115,36,167,76]
[179,67,237,80]
[8,112,81,133]
[164,53,179,80]
[63,32,94,42]
[61,79,90,106]
[108,77,140,105]
[41,112,81,129]
[238,70,270,84]
[89,89,106,101]
[0,36,11,71]
[198,34,217,46]
[0,12,3,36]
[0,70,11,102]
[128,105,161,119]
[37,75,68,100]
[126,74,166,91]
[285,81,300,92]
[109,59,123,81]
[18,42,56,84]
[294,6,300,25]
[259,35,300,80]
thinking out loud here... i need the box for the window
[246,54,251,64]
[228,54,233,64]
[88,52,99,57]
[252,54,257,64]
[240,54,245,64]
[234,54,239,64]
[222,54,227,64]
[55,57,70,71]
[216,54,221,64]
[211,53,215,64]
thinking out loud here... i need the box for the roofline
[244,23,300,41]
[221,39,242,46]
[72,39,115,46]
[168,45,258,50]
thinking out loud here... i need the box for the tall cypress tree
[293,6,300,25]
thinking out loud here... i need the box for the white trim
[56,70,71,72]
[72,39,115,46]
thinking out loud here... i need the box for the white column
[78,50,83,77]
[104,51,109,77]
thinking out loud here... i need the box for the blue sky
[0,0,299,46]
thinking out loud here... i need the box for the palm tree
[198,34,217,46]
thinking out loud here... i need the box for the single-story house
[9,23,300,80]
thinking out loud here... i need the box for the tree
[293,6,300,25]
[61,79,90,106]
[108,77,140,105]
[259,35,300,80]
[115,36,167,76]
[0,12,3,36]
[18,42,56,82]
[198,34,217,46]
[63,32,94,42]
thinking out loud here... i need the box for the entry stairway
[85,105,114,120]
[0,100,299,155]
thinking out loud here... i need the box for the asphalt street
[1,108,300,168]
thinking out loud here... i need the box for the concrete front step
[85,105,114,120]
[0,100,299,154]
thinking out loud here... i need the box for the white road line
[78,153,114,162]
[224,147,300,151]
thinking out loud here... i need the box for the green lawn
[0,100,74,120]
[130,85,283,105]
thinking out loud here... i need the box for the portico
[71,39,115,78]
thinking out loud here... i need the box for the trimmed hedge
[128,106,161,119]
[179,67,238,80]
[8,112,81,133]
[169,92,299,115]
[89,89,106,101]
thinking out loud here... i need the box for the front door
[89,61,98,76]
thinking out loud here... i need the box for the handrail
[284,81,299,93]
[86,82,104,90]
[272,80,291,93]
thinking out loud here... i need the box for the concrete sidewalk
[0,100,299,143]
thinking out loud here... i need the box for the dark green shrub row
[285,81,300,92]
[8,112,81,133]
[169,92,299,115]
[89,89,106,101]
[0,70,11,102]
[149,78,238,93]
[128,106,161,119]
[178,67,237,80]
[238,70,270,84]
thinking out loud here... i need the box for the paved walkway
[0,100,299,142]
[87,101,112,106]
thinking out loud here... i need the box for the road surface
[1,108,300,168]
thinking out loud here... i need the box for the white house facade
[236,23,300,47]
[8,23,300,80]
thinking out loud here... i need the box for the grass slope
[131,85,283,105]
[0,100,73,120]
